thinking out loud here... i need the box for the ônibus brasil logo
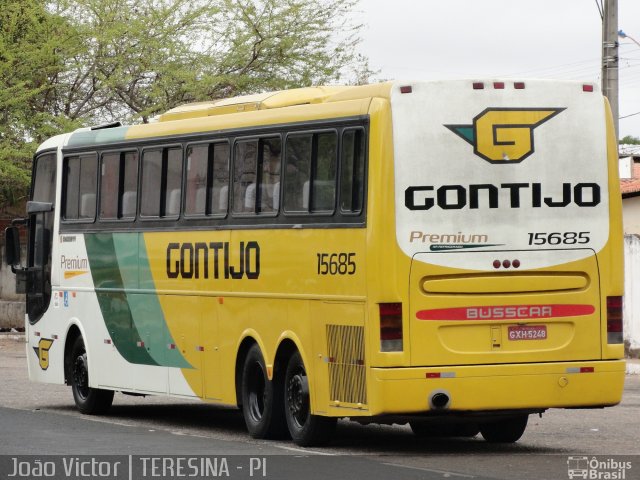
[445,107,565,163]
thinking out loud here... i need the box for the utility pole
[602,0,619,137]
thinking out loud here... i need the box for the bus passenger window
[165,148,182,216]
[211,143,230,214]
[122,151,138,218]
[233,138,280,215]
[284,131,337,214]
[140,149,162,217]
[233,141,257,214]
[100,151,138,220]
[314,132,337,211]
[284,135,312,212]
[185,145,209,216]
[340,129,365,214]
[260,138,281,213]
[185,142,229,216]
[64,154,98,221]
[140,147,182,218]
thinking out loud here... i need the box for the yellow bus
[4,80,625,446]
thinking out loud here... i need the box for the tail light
[380,303,403,352]
[606,296,623,344]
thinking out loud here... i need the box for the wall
[622,196,640,234]
[624,234,640,355]
[0,247,26,329]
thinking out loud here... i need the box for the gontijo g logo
[445,108,565,163]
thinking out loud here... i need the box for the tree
[53,0,372,123]
[0,0,83,210]
[621,135,640,145]
[0,0,371,211]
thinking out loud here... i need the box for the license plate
[508,325,547,341]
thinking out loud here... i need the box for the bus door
[26,152,57,324]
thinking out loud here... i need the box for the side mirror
[4,226,21,268]
[27,201,53,214]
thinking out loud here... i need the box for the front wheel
[479,415,528,443]
[69,336,114,415]
[284,351,336,446]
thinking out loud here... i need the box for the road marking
[382,462,476,478]
[273,444,336,456]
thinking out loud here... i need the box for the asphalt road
[1,335,638,480]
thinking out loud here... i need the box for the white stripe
[273,444,336,456]
[381,463,476,478]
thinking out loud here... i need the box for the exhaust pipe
[429,391,451,410]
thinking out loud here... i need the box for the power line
[595,0,604,19]
[620,111,640,119]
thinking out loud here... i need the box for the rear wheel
[240,344,287,439]
[284,351,336,446]
[69,336,114,415]
[479,415,528,443]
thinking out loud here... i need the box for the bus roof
[157,83,394,122]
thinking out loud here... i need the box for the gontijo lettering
[405,182,601,210]
[166,241,260,280]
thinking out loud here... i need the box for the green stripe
[113,234,191,368]
[85,233,191,369]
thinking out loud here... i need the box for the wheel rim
[247,361,266,422]
[286,368,309,428]
[73,353,90,400]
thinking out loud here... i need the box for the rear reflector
[426,372,456,379]
[566,367,595,374]
[400,85,412,94]
[583,84,594,92]
[606,296,623,343]
[514,82,525,89]
[473,82,484,90]
[380,303,403,352]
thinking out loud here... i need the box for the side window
[233,137,281,215]
[185,142,230,216]
[340,128,366,214]
[140,149,162,217]
[284,131,337,213]
[100,151,138,220]
[63,153,98,221]
[140,147,182,218]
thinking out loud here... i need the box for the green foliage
[0,0,83,209]
[0,0,371,210]
[621,135,640,145]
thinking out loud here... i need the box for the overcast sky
[356,0,640,139]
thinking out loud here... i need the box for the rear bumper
[362,360,625,416]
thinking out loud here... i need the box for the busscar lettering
[167,241,260,280]
[467,306,553,319]
[405,182,601,210]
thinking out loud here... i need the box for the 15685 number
[317,253,356,275]
[527,232,590,245]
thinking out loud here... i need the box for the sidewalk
[627,358,640,375]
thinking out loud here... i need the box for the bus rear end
[372,80,624,440]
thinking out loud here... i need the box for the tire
[410,422,480,438]
[284,351,336,446]
[69,336,114,415]
[479,415,528,443]
[240,344,287,439]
